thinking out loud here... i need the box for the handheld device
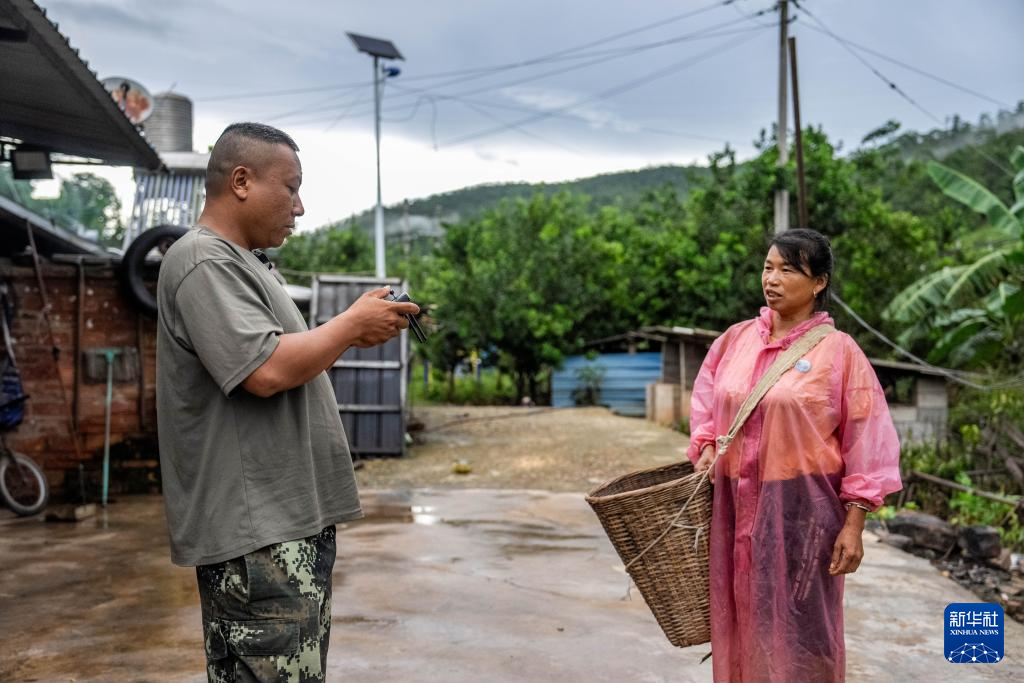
[385,289,427,343]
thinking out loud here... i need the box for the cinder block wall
[0,262,157,494]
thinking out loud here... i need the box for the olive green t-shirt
[156,226,362,567]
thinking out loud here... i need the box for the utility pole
[788,36,809,230]
[774,0,789,234]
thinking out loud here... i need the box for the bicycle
[0,398,48,516]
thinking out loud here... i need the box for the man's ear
[229,165,251,200]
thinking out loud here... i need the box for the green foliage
[353,164,710,228]
[0,168,124,245]
[948,472,1024,551]
[274,220,374,285]
[884,145,1024,369]
[409,362,516,406]
[420,192,636,394]
[870,504,898,521]
[414,120,1024,397]
[676,414,691,436]
[571,363,606,406]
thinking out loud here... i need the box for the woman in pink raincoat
[688,228,902,682]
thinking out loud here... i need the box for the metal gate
[310,275,409,457]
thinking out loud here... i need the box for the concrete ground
[1,492,1022,682]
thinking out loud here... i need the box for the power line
[458,99,585,155]
[387,81,729,144]
[832,294,1024,391]
[791,1,940,126]
[194,0,736,103]
[401,0,738,83]
[195,80,372,101]
[798,23,1012,111]
[268,15,772,127]
[439,28,768,148]
[790,0,1013,176]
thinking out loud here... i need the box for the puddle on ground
[500,543,592,556]
[351,498,600,559]
[357,506,596,541]
[332,614,399,628]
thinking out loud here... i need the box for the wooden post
[788,36,809,230]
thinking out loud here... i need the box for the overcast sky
[36,0,1024,230]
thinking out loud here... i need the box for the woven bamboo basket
[585,460,712,647]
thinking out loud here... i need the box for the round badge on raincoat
[795,359,812,373]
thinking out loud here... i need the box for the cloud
[499,86,639,134]
[43,0,171,37]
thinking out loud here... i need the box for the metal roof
[0,0,161,168]
[867,357,947,378]
[590,325,948,380]
[0,193,107,256]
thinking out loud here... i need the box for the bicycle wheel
[0,451,49,516]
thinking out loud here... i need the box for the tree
[883,147,1024,370]
[422,193,635,397]
[274,219,374,285]
[0,169,124,245]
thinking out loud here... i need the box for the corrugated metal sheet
[125,169,206,248]
[551,352,661,417]
[311,275,409,457]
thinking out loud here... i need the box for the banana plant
[884,146,1024,368]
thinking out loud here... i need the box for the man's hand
[829,505,867,575]
[694,443,716,476]
[343,287,420,348]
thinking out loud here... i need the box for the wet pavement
[1,491,1022,682]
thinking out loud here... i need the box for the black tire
[0,451,49,516]
[120,224,189,318]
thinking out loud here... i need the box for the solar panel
[346,32,403,60]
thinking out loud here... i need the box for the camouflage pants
[195,526,336,683]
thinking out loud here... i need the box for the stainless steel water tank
[144,92,193,153]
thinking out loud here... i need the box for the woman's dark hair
[768,228,834,311]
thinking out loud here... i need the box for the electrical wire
[195,80,373,101]
[439,28,768,148]
[268,15,772,127]
[402,0,737,84]
[797,23,1012,110]
[386,81,728,143]
[832,294,1024,391]
[193,0,736,102]
[790,0,1012,175]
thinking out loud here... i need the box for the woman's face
[761,245,826,317]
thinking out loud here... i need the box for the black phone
[385,290,427,343]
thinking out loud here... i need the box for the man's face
[243,144,304,249]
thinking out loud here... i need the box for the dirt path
[355,406,690,492]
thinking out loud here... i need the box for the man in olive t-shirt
[156,122,418,682]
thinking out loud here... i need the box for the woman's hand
[829,505,867,575]
[694,443,716,476]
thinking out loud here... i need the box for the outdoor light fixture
[11,148,53,180]
[346,32,404,279]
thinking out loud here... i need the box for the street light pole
[346,32,404,279]
[372,55,385,278]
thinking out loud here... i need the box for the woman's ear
[815,274,829,296]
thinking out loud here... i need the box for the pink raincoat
[687,308,902,682]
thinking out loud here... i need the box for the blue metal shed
[551,352,661,417]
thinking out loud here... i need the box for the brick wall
[0,261,157,496]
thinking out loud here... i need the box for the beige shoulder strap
[713,324,834,462]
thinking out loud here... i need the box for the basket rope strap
[622,324,835,573]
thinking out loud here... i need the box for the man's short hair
[205,122,299,194]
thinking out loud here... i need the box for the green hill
[335,164,710,241]
[323,103,1024,241]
